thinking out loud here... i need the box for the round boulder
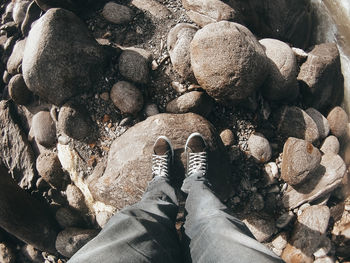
[327,106,348,138]
[12,0,30,25]
[247,133,272,163]
[305,108,330,140]
[220,129,235,147]
[55,207,84,228]
[102,2,133,24]
[32,111,56,147]
[66,184,88,212]
[259,38,298,101]
[8,74,32,105]
[190,21,268,104]
[110,81,144,115]
[36,152,65,189]
[320,135,340,155]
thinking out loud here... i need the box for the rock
[21,244,43,263]
[8,74,32,105]
[242,213,276,242]
[292,47,308,65]
[276,212,295,228]
[247,133,272,163]
[276,106,319,143]
[88,113,231,209]
[297,43,344,113]
[12,0,30,25]
[0,164,59,253]
[305,108,330,140]
[0,100,36,188]
[327,106,348,138]
[58,103,94,141]
[3,71,11,84]
[167,23,197,80]
[118,48,151,84]
[282,205,330,263]
[34,0,86,12]
[66,184,88,212]
[96,211,113,228]
[131,0,171,19]
[259,38,298,101]
[22,8,107,105]
[190,21,267,104]
[32,111,56,147]
[55,207,84,228]
[220,129,235,147]
[110,81,144,115]
[101,2,133,24]
[144,103,159,117]
[182,0,239,27]
[281,137,321,186]
[36,152,66,189]
[21,1,41,37]
[7,39,26,75]
[320,136,340,154]
[166,91,213,116]
[55,228,98,258]
[263,162,279,185]
[282,153,346,209]
[0,243,15,263]
[272,232,288,250]
[314,257,334,263]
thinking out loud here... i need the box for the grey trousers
[68,175,284,263]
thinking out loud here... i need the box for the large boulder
[190,21,268,104]
[88,113,231,209]
[34,0,88,12]
[22,8,107,105]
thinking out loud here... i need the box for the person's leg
[182,133,284,263]
[68,137,182,263]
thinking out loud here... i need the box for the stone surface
[272,232,288,250]
[182,0,239,27]
[166,91,213,116]
[0,100,36,188]
[22,8,107,105]
[242,213,276,242]
[88,113,231,209]
[276,212,295,228]
[320,136,340,154]
[306,108,330,140]
[297,43,344,113]
[21,244,43,263]
[7,39,26,75]
[34,0,87,12]
[276,106,319,143]
[0,243,15,263]
[282,205,330,263]
[36,152,66,189]
[8,74,32,105]
[259,38,298,101]
[281,137,321,186]
[283,153,346,209]
[21,1,41,37]
[327,106,348,138]
[12,0,30,25]
[220,129,235,147]
[110,81,144,115]
[167,23,197,80]
[118,48,151,84]
[131,0,171,19]
[32,111,56,147]
[247,133,272,163]
[66,184,88,213]
[144,103,159,117]
[102,2,133,24]
[55,207,84,228]
[55,228,98,258]
[190,21,267,104]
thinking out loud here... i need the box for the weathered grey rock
[282,153,346,209]
[102,2,134,24]
[166,91,213,116]
[220,129,235,147]
[55,207,84,228]
[12,0,30,25]
[263,162,279,185]
[298,43,344,113]
[320,135,340,154]
[0,100,36,188]
[167,23,197,80]
[22,8,107,105]
[8,74,32,105]
[242,213,276,242]
[7,39,26,75]
[282,205,330,263]
[0,243,15,263]
[272,232,288,250]
[21,1,42,37]
[36,152,65,189]
[118,48,151,84]
[190,21,267,104]
[110,81,144,115]
[247,133,271,163]
[276,212,295,228]
[32,111,56,147]
[88,113,231,209]
[21,244,43,263]
[34,0,87,12]
[131,0,171,19]
[276,106,319,143]
[58,103,94,141]
[327,106,348,138]
[66,184,88,213]
[55,228,98,258]
[259,38,298,101]
[144,103,159,117]
[182,0,239,27]
[281,137,321,186]
[305,108,330,140]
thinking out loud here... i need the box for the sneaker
[185,133,208,177]
[152,136,174,178]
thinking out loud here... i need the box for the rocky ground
[0,0,350,262]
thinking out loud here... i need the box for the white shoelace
[152,154,169,177]
[188,152,207,176]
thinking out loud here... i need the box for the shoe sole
[155,135,174,164]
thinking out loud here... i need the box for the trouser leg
[68,176,182,263]
[182,174,284,263]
